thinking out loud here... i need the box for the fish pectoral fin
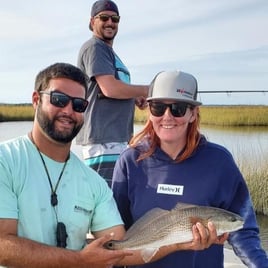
[141,248,159,263]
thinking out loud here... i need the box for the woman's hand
[176,221,229,251]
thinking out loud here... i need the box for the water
[0,121,267,253]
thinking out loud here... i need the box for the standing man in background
[77,0,149,186]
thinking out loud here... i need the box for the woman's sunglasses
[149,101,192,117]
[40,91,88,113]
[95,14,120,23]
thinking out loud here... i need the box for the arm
[0,219,131,268]
[95,75,149,99]
[78,39,149,100]
[227,178,268,267]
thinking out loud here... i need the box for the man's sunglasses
[95,14,120,23]
[149,102,192,117]
[40,91,88,113]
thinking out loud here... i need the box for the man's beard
[103,34,115,41]
[36,105,83,143]
[102,27,117,41]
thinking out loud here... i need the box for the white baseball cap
[147,70,202,106]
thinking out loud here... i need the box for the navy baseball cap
[91,0,119,17]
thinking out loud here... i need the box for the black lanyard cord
[37,150,69,206]
[30,133,69,207]
[29,133,69,248]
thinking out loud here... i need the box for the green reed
[2,104,268,126]
[237,153,268,216]
[135,105,268,126]
[0,104,34,122]
[200,105,268,126]
[134,106,150,123]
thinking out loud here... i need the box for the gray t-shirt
[76,36,135,145]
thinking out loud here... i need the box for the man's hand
[81,234,132,267]
[135,97,148,110]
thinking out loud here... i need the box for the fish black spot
[105,241,114,250]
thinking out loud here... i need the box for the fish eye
[230,216,237,222]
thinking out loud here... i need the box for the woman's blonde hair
[129,107,201,162]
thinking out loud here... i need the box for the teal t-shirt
[0,135,123,250]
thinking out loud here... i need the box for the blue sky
[0,0,268,104]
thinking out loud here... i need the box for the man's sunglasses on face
[40,90,88,113]
[95,14,120,23]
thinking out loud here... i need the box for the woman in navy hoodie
[112,70,268,268]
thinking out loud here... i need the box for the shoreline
[2,104,268,127]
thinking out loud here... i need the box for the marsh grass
[2,104,268,126]
[200,105,268,126]
[135,105,268,126]
[0,104,34,122]
[237,154,268,215]
[134,106,150,123]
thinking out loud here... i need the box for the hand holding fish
[176,221,229,251]
[82,233,132,267]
